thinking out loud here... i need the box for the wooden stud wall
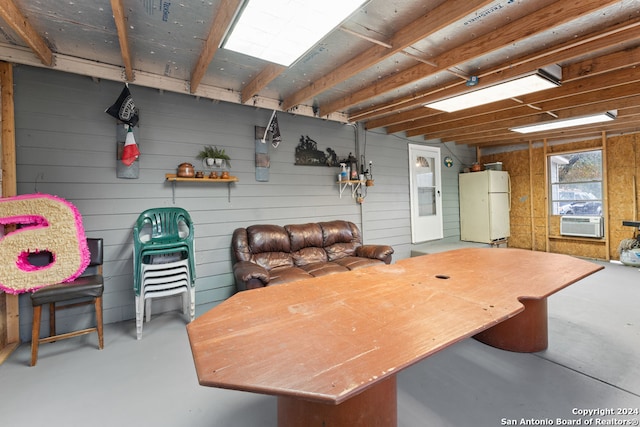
[0,61,20,364]
[481,132,640,261]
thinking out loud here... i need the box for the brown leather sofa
[232,220,394,291]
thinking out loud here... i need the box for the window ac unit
[560,216,604,238]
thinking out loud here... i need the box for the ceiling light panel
[224,0,367,66]
[425,73,560,113]
[510,112,617,134]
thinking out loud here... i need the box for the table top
[186,248,603,405]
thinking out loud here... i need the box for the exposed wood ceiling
[1,0,639,149]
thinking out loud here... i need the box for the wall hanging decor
[262,111,282,148]
[444,156,454,168]
[255,126,270,182]
[0,194,89,294]
[295,135,339,167]
[116,124,140,179]
[121,125,140,166]
[107,83,141,178]
[105,83,139,127]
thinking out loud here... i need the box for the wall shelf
[165,173,238,203]
[165,173,238,183]
[337,179,364,199]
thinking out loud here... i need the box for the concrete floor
[0,258,638,427]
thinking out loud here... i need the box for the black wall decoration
[295,135,340,167]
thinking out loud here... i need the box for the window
[549,150,602,216]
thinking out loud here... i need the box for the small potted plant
[197,145,231,168]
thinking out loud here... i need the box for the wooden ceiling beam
[414,90,640,141]
[281,0,495,112]
[564,44,640,81]
[406,70,640,139]
[241,63,287,104]
[320,0,619,117]
[385,47,640,139]
[339,26,392,48]
[358,19,640,125]
[407,105,535,138]
[0,41,348,124]
[452,121,640,148]
[401,67,640,136]
[109,0,134,81]
[444,110,640,147]
[533,83,640,115]
[350,0,635,124]
[364,108,441,131]
[421,94,640,141]
[190,0,242,94]
[396,65,640,145]
[0,0,52,66]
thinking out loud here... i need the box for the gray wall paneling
[12,66,474,341]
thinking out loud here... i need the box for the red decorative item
[122,125,140,166]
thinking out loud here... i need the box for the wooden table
[186,248,603,426]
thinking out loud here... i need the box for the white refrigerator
[459,170,511,243]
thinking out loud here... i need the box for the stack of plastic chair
[133,207,196,340]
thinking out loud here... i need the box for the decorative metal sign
[295,135,339,166]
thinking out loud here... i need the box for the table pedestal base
[474,298,548,352]
[277,375,397,427]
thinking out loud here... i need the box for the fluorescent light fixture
[510,111,617,134]
[223,0,367,66]
[424,67,561,113]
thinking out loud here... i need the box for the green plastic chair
[132,207,196,295]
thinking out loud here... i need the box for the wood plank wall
[11,65,475,342]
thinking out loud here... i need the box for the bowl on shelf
[177,162,195,178]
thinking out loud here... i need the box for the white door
[409,144,443,243]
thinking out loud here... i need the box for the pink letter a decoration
[0,194,90,294]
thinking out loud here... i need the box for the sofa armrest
[356,245,394,264]
[233,261,270,291]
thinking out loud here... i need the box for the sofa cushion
[300,261,348,277]
[253,252,294,271]
[325,242,359,261]
[285,223,328,266]
[268,266,313,285]
[246,224,293,270]
[332,256,384,271]
[291,247,327,266]
[319,220,360,261]
[319,220,359,246]
[286,223,323,251]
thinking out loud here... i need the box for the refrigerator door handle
[508,175,512,211]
